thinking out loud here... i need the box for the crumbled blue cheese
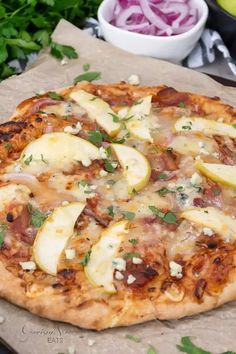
[169,261,183,279]
[88,339,96,347]
[0,316,5,324]
[64,122,82,134]
[65,249,76,259]
[127,274,136,284]
[132,257,143,264]
[115,271,124,280]
[99,169,108,177]
[79,182,96,197]
[61,58,68,66]
[112,257,126,271]
[99,147,108,159]
[190,172,202,186]
[202,227,214,237]
[14,163,22,172]
[62,201,69,206]
[212,152,220,159]
[67,346,76,354]
[19,261,36,271]
[127,74,140,86]
[111,162,118,169]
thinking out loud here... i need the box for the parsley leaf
[178,102,186,108]
[128,238,138,245]
[123,252,141,260]
[232,124,236,129]
[80,250,91,266]
[156,172,168,180]
[0,221,7,248]
[156,187,174,196]
[109,112,120,123]
[125,334,141,343]
[4,143,12,151]
[121,211,135,220]
[50,41,78,60]
[83,63,90,72]
[107,206,115,217]
[48,91,63,100]
[176,337,211,354]
[104,160,116,173]
[74,71,101,84]
[28,204,47,228]
[149,206,177,224]
[23,154,33,166]
[88,130,103,145]
[147,346,157,354]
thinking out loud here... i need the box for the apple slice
[111,143,151,193]
[33,202,85,275]
[84,220,129,293]
[17,132,100,176]
[169,135,218,157]
[195,160,236,189]
[174,117,236,138]
[181,207,236,241]
[125,96,153,142]
[69,89,121,137]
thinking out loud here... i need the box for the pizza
[0,82,236,330]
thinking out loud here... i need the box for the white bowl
[98,0,209,63]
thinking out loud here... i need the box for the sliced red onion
[111,0,199,37]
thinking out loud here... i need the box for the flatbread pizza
[0,82,236,330]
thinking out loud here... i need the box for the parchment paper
[0,19,236,354]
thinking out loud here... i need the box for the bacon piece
[214,135,236,165]
[27,98,60,116]
[122,260,158,288]
[9,205,30,236]
[202,179,222,208]
[83,207,109,227]
[152,87,189,107]
[193,198,206,208]
[150,151,178,172]
[194,278,207,299]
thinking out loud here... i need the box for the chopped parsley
[0,221,7,248]
[121,211,135,220]
[48,91,63,100]
[232,123,236,129]
[128,238,138,245]
[107,206,115,217]
[28,204,47,228]
[4,143,12,151]
[134,99,143,105]
[88,130,103,145]
[79,179,88,188]
[176,336,211,354]
[105,146,112,157]
[156,187,174,196]
[178,101,186,108]
[181,125,192,130]
[157,172,168,180]
[74,71,101,84]
[147,346,157,354]
[90,96,98,101]
[109,112,120,123]
[123,252,141,260]
[80,250,91,266]
[125,334,142,343]
[149,205,177,224]
[83,63,90,72]
[104,160,116,173]
[212,187,221,196]
[23,154,33,166]
[41,154,47,164]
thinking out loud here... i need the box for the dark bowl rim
[206,0,236,21]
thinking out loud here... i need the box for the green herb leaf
[156,187,174,196]
[182,125,192,130]
[23,154,33,166]
[109,112,120,123]
[147,345,157,354]
[50,41,78,60]
[107,206,114,217]
[29,205,47,228]
[80,250,91,266]
[104,160,116,173]
[232,124,236,129]
[123,252,141,260]
[33,30,50,47]
[157,172,168,180]
[74,71,101,84]
[178,102,186,108]
[134,99,143,105]
[83,63,90,72]
[41,154,47,164]
[176,337,211,354]
[0,221,7,248]
[128,238,138,245]
[0,41,8,65]
[88,130,103,145]
[5,38,40,51]
[125,334,142,343]
[4,143,12,151]
[121,211,135,220]
[149,206,177,224]
[48,91,63,100]
[212,187,221,196]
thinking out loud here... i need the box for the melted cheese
[0,184,31,212]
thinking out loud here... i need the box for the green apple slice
[33,202,85,275]
[174,117,236,138]
[111,143,151,193]
[169,135,218,156]
[84,220,129,293]
[195,160,236,189]
[125,96,153,142]
[69,89,121,137]
[181,207,236,241]
[17,132,100,175]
